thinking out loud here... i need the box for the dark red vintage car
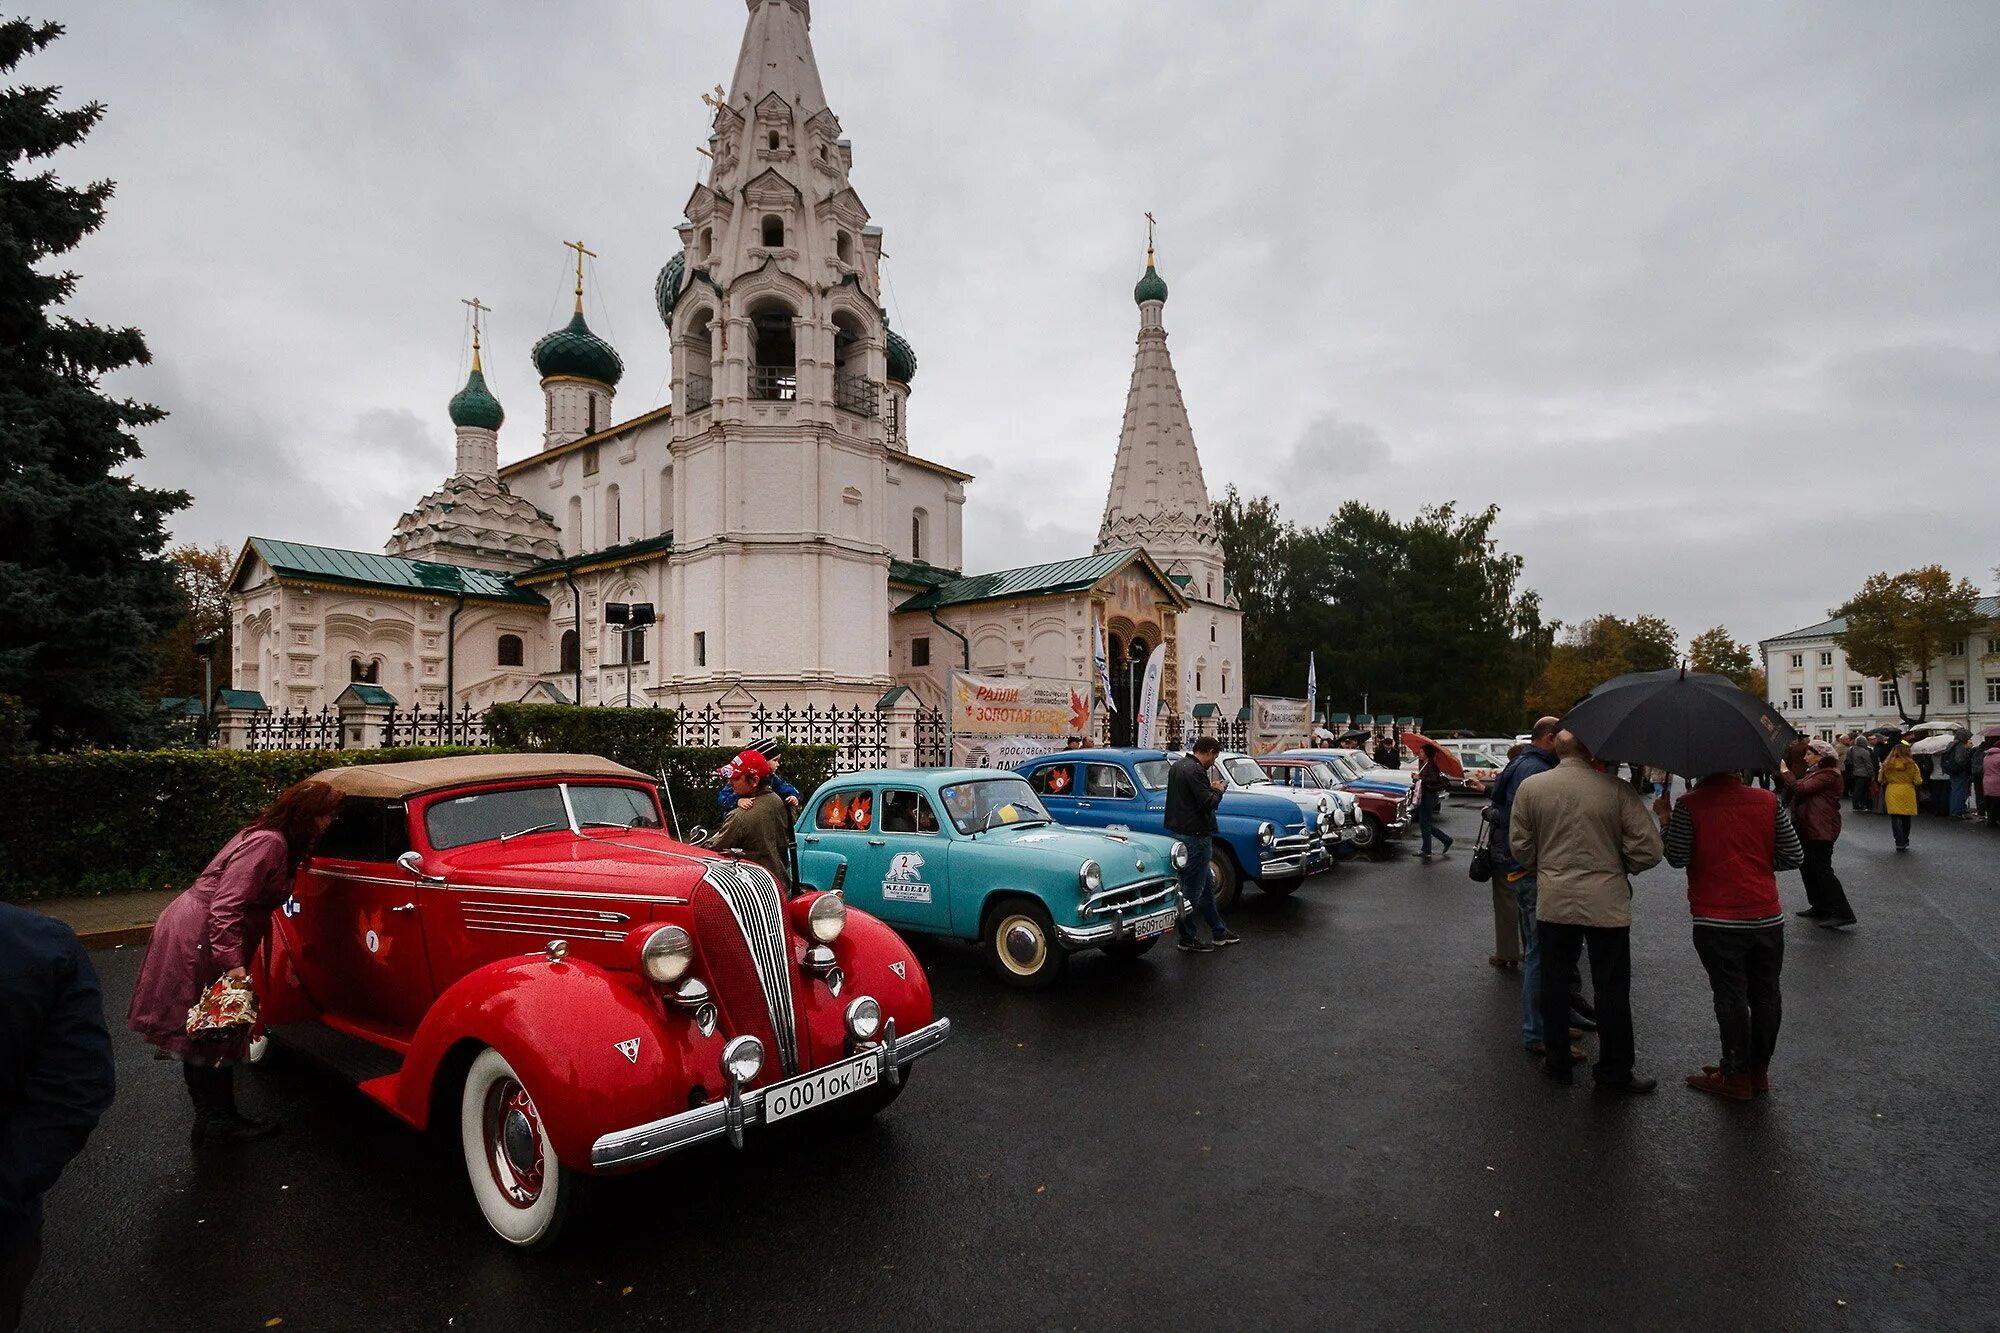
[250,754,951,1248]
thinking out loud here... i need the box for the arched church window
[832,310,871,416]
[761,215,785,247]
[768,130,781,152]
[1210,619,1217,643]
[560,630,580,673]
[660,465,673,534]
[699,227,713,261]
[911,507,929,562]
[836,231,853,264]
[497,634,524,668]
[566,496,582,551]
[587,394,597,435]
[604,483,622,545]
[349,657,379,684]
[749,299,796,401]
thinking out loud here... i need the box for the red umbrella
[1400,732,1464,779]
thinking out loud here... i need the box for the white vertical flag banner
[1305,651,1318,729]
[1095,618,1116,714]
[1133,644,1168,748]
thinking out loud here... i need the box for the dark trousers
[1800,839,1854,921]
[1691,924,1784,1075]
[1846,775,1871,810]
[1890,814,1912,847]
[0,1221,38,1333]
[1538,921,1635,1083]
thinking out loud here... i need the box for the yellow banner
[950,670,1091,739]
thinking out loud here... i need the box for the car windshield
[1132,760,1171,791]
[937,777,1051,834]
[423,782,660,850]
[1320,752,1359,781]
[1346,749,1381,770]
[1461,752,1502,769]
[1223,757,1271,787]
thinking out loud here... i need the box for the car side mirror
[396,850,443,885]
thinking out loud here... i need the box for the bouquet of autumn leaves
[186,973,259,1039]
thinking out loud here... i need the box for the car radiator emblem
[889,961,906,979]
[615,1038,641,1064]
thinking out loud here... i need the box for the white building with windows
[1759,596,2000,739]
[223,0,1241,735]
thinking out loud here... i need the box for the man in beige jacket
[1509,732,1665,1092]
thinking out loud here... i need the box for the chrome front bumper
[590,1016,953,1171]
[1057,879,1185,947]
[1260,837,1330,879]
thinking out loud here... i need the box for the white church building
[225,0,1242,742]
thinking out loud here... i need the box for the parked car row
[247,745,1433,1252]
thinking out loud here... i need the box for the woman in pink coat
[1982,741,2000,828]
[129,780,341,1147]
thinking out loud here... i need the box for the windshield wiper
[579,819,636,830]
[499,820,568,842]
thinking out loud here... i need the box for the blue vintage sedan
[795,769,1189,988]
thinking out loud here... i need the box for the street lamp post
[193,636,218,743]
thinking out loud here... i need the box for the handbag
[186,973,259,1040]
[1467,806,1494,883]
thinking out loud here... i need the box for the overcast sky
[29,0,2000,646]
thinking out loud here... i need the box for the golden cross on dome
[701,83,728,117]
[460,296,490,369]
[1145,212,1157,265]
[562,239,596,313]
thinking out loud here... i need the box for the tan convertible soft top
[310,753,654,799]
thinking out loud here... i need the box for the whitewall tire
[460,1047,574,1249]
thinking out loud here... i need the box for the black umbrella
[1560,668,1800,777]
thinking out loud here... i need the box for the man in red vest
[1658,772,1804,1100]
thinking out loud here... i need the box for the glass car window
[1132,760,1171,791]
[1222,757,1269,787]
[318,797,396,862]
[938,778,1051,834]
[1084,764,1135,798]
[569,784,662,830]
[848,792,874,831]
[1348,749,1381,770]
[425,785,568,851]
[817,793,851,828]
[1027,764,1075,796]
[881,789,942,834]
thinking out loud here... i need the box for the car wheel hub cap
[1000,917,1046,973]
[487,1081,544,1208]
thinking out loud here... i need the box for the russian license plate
[1130,906,1177,940]
[764,1050,880,1123]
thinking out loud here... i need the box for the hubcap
[486,1079,544,1208]
[998,916,1047,974]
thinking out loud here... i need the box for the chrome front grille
[701,861,800,1077]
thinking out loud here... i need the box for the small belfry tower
[654,0,900,706]
[533,240,624,450]
[1097,221,1242,715]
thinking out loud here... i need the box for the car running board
[265,1019,407,1085]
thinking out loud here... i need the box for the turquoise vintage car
[796,768,1189,988]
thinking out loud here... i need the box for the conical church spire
[1097,234,1225,598]
[727,0,828,116]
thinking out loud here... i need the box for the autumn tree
[150,542,236,700]
[1524,614,1681,718]
[1832,566,1984,724]
[1688,625,1764,696]
[0,20,187,750]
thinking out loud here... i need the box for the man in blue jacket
[1489,717,1571,1058]
[1,905,116,1331]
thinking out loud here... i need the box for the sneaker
[1176,937,1214,954]
[1211,933,1242,948]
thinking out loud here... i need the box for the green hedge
[0,718,838,900]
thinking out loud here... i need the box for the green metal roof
[888,557,959,588]
[655,252,685,328]
[532,309,624,387]
[448,365,504,430]
[1135,262,1169,305]
[516,534,673,583]
[158,696,204,716]
[1168,573,1193,588]
[336,683,397,707]
[877,685,912,708]
[1236,706,1253,722]
[1191,702,1218,717]
[883,308,918,385]
[215,689,269,711]
[896,548,1149,612]
[1326,713,1352,724]
[242,537,547,607]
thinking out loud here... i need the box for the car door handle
[389,902,417,914]
[1077,800,1092,807]
[867,837,887,846]
[802,834,820,844]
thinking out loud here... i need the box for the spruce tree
[0,19,187,750]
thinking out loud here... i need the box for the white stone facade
[1759,600,2000,739]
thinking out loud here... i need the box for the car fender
[394,954,711,1173]
[802,911,936,1051]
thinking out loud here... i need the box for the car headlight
[1079,859,1102,897]
[722,1034,764,1085]
[1171,840,1190,870]
[640,925,694,985]
[807,891,846,943]
[1258,821,1276,848]
[1318,797,1332,818]
[844,995,883,1041]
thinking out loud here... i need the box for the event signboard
[948,670,1091,768]
[1249,695,1312,755]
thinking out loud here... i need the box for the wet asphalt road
[27,802,2000,1332]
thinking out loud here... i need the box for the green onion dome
[655,251,685,328]
[531,310,624,387]
[882,309,917,385]
[1134,262,1169,306]
[448,363,504,430]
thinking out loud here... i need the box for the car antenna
[657,767,685,841]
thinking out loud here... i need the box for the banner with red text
[949,670,1091,739]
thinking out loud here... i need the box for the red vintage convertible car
[250,753,951,1248]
